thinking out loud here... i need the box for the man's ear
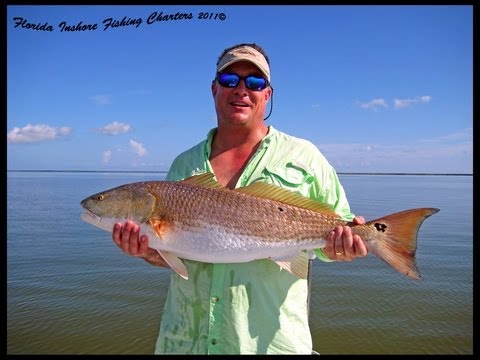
[265,87,272,101]
[211,80,217,97]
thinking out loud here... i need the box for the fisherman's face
[212,61,271,128]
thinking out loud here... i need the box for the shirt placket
[206,264,226,354]
[204,127,273,354]
[235,136,271,188]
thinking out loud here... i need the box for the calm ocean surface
[7,172,473,355]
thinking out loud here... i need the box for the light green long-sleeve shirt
[155,126,354,354]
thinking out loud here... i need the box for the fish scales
[152,181,341,244]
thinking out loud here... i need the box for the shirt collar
[205,125,277,157]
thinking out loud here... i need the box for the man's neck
[209,123,269,188]
[212,123,269,152]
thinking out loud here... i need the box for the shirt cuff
[314,248,335,262]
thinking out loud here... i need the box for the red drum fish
[80,173,439,280]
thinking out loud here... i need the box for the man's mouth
[231,102,249,107]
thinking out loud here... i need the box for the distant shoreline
[7,169,169,174]
[6,170,473,176]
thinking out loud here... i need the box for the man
[112,43,367,354]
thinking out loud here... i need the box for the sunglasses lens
[217,73,268,91]
[245,76,267,91]
[218,73,240,88]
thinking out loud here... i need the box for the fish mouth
[80,209,125,233]
[82,208,97,217]
[81,209,110,230]
[81,209,100,224]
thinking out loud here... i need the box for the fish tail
[360,208,439,280]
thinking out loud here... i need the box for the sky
[6,5,474,173]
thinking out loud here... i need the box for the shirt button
[211,338,217,345]
[212,296,219,302]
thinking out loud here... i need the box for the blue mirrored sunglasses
[216,73,269,91]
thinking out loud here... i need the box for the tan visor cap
[216,45,270,82]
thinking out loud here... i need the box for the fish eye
[95,194,105,201]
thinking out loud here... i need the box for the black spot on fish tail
[375,222,387,232]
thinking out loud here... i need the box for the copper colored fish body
[80,173,439,280]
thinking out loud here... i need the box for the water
[7,172,473,354]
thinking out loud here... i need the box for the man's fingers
[112,223,122,246]
[139,235,149,254]
[353,234,368,257]
[128,224,140,255]
[334,225,345,256]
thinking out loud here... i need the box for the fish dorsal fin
[235,182,339,217]
[181,173,223,189]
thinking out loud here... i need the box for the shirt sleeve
[305,143,355,262]
[166,139,210,181]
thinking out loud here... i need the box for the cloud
[7,123,72,144]
[394,95,432,109]
[418,127,472,144]
[102,150,112,163]
[90,94,112,105]
[357,98,388,111]
[100,141,147,166]
[129,139,147,156]
[357,96,432,111]
[316,129,472,173]
[98,121,132,135]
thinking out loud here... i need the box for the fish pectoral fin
[149,217,170,239]
[157,250,189,280]
[273,251,310,279]
[148,217,188,280]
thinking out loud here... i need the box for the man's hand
[112,220,170,268]
[323,216,368,261]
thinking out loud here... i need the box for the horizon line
[6,170,473,176]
